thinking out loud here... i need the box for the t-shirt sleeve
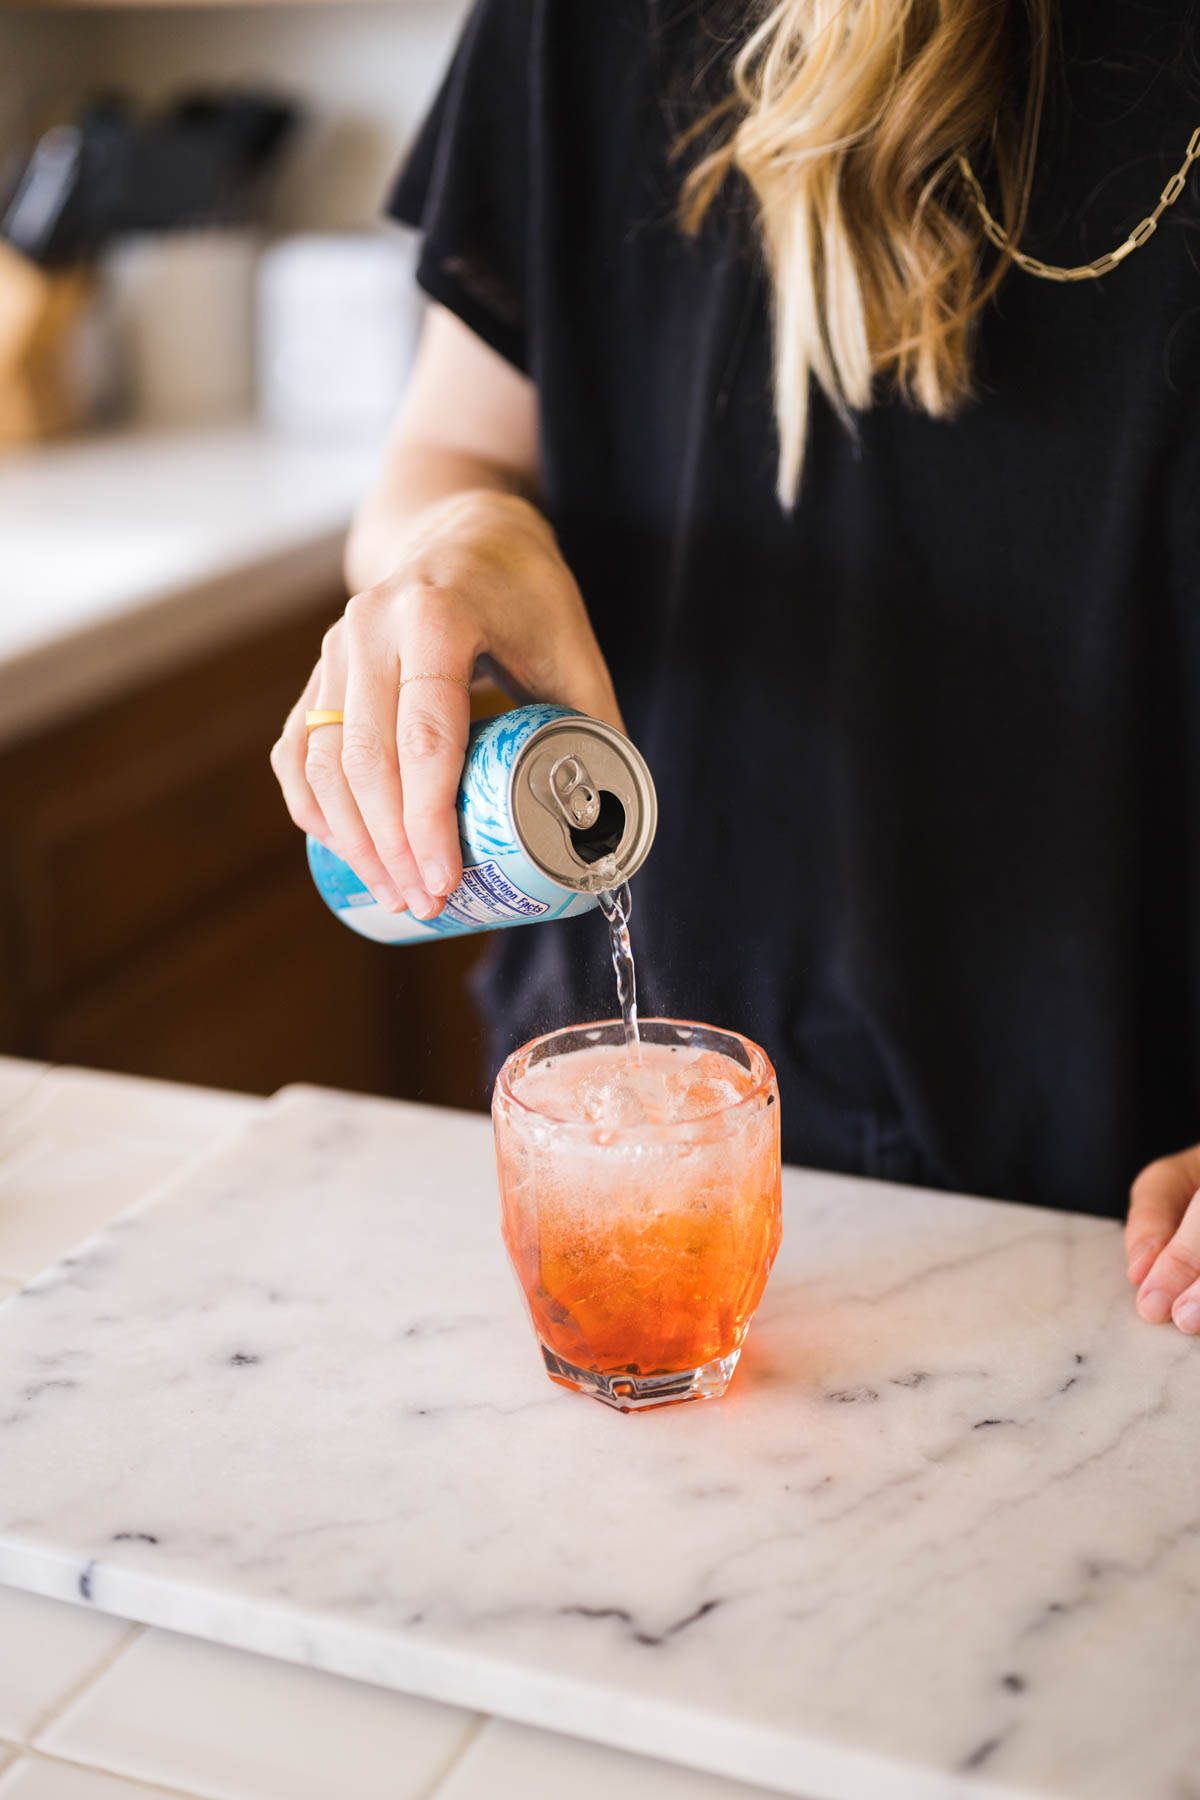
[386,0,534,373]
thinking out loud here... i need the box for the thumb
[489,640,627,737]
[550,662,626,738]
[1126,1147,1200,1285]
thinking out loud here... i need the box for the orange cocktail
[493,1020,781,1410]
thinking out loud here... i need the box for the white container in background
[103,230,259,426]
[256,231,422,442]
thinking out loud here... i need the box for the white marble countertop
[0,426,379,748]
[0,1055,1195,1800]
[0,1057,773,1800]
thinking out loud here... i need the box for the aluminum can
[306,703,657,944]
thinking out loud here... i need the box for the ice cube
[578,1074,649,1128]
[665,1049,752,1120]
[680,1077,743,1117]
[513,1042,752,1129]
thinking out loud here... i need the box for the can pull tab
[548,754,601,830]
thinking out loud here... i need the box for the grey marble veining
[0,1085,1195,1800]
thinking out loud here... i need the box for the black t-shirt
[388,0,1200,1217]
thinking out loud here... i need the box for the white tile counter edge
[0,1551,1012,1800]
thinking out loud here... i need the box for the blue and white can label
[306,703,656,944]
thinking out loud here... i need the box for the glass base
[540,1344,741,1411]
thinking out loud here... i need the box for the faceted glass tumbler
[493,1019,782,1411]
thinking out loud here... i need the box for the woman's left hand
[1125,1148,1200,1333]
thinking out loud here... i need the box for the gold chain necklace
[958,124,1200,282]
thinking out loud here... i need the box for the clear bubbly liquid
[597,882,639,1051]
[499,1042,781,1377]
[513,1041,755,1127]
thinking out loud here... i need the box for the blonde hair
[680,0,1052,504]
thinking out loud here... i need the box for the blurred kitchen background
[0,0,505,1110]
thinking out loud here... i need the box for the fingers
[523,620,625,735]
[274,494,626,927]
[340,592,427,911]
[1165,1267,1200,1339]
[1124,1154,1195,1288]
[270,662,333,848]
[395,598,474,906]
[303,620,406,914]
[1169,1272,1200,1336]
[482,643,626,739]
[1134,1186,1200,1330]
[553,664,627,737]
[1125,1151,1200,1332]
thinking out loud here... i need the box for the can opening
[568,790,626,864]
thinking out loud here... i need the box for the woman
[271,0,1200,1330]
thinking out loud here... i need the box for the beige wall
[1,0,467,231]
[0,10,105,168]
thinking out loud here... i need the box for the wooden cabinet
[0,600,491,1111]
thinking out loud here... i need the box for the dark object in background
[1,122,87,266]
[114,93,298,233]
[0,89,298,441]
[0,91,298,268]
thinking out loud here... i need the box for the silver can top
[509,714,658,894]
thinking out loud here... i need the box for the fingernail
[405,888,439,920]
[1173,1299,1200,1334]
[1137,1287,1173,1324]
[423,861,452,898]
[371,884,404,913]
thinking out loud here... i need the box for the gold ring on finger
[305,710,345,736]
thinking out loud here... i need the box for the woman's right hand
[270,487,623,920]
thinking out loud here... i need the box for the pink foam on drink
[512,1042,755,1127]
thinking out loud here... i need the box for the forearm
[344,441,537,594]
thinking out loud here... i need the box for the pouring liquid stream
[597,882,640,1053]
